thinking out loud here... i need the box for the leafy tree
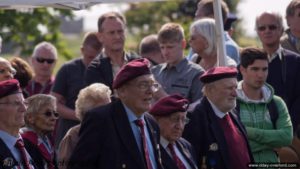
[0,8,74,59]
[124,0,240,50]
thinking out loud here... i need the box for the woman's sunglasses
[44,111,59,118]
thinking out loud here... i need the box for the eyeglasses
[43,111,59,118]
[257,24,278,32]
[0,68,16,76]
[35,57,55,64]
[135,82,160,92]
[169,116,190,125]
[0,100,28,107]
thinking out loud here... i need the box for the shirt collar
[207,98,228,118]
[269,46,283,62]
[0,131,20,150]
[123,103,145,123]
[162,58,187,72]
[160,136,170,149]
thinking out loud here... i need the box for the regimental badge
[182,103,188,110]
[209,143,218,151]
[3,157,14,167]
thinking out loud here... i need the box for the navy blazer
[183,97,254,169]
[160,138,197,169]
[67,99,164,169]
[0,138,36,169]
[267,48,300,130]
[84,52,139,90]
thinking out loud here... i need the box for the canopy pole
[213,0,227,66]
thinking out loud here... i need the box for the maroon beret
[149,94,189,116]
[0,79,21,99]
[113,58,151,89]
[200,66,237,84]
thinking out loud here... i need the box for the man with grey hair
[24,41,57,97]
[256,11,300,134]
[281,0,300,54]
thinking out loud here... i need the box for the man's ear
[239,65,246,76]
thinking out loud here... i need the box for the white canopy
[0,0,166,10]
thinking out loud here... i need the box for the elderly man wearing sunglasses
[256,11,300,135]
[20,94,59,169]
[24,42,57,97]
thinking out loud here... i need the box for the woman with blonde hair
[58,83,111,169]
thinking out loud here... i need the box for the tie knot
[135,119,144,128]
[168,143,175,151]
[15,139,25,148]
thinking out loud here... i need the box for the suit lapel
[176,141,197,169]
[204,98,231,169]
[160,146,179,169]
[112,101,146,169]
[144,115,163,168]
[0,138,19,169]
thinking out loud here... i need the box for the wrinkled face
[0,60,15,81]
[99,18,125,52]
[206,78,237,112]
[27,103,58,134]
[31,49,57,78]
[119,74,157,116]
[160,41,185,66]
[189,29,208,55]
[241,59,268,90]
[157,112,188,143]
[287,8,300,36]
[0,93,27,133]
[256,13,282,47]
[82,45,101,66]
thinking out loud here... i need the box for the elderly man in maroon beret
[183,66,254,169]
[0,79,36,169]
[68,58,164,169]
[149,94,197,169]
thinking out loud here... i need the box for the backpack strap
[267,99,279,129]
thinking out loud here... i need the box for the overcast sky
[73,0,291,37]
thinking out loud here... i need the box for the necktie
[221,114,250,169]
[15,139,31,169]
[135,119,153,169]
[167,143,186,169]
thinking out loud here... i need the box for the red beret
[200,66,237,84]
[0,79,21,99]
[113,58,151,89]
[149,94,189,116]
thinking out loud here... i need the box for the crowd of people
[0,0,300,169]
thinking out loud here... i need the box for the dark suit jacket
[161,138,197,169]
[267,48,300,131]
[84,52,139,90]
[22,137,58,169]
[0,138,36,169]
[183,97,254,169]
[67,99,163,169]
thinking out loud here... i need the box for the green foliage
[125,0,194,49]
[0,8,74,59]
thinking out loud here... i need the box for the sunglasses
[35,57,55,64]
[44,111,59,118]
[257,25,278,32]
